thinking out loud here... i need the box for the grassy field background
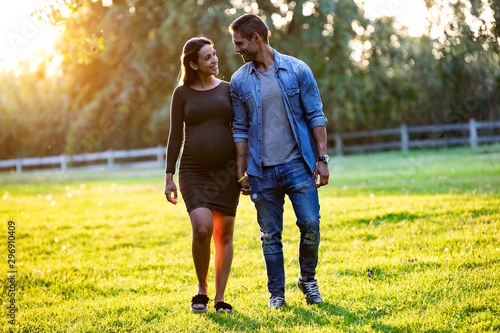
[1,146,499,332]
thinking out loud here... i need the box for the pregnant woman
[164,37,240,314]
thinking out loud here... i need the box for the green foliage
[0,0,498,159]
[426,0,500,125]
[1,146,499,331]
[0,61,70,159]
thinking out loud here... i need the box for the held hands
[314,161,330,188]
[238,175,251,196]
[164,174,178,204]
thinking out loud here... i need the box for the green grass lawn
[1,146,499,332]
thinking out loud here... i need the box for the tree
[0,0,498,160]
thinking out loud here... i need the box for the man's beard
[241,50,256,63]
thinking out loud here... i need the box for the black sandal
[191,294,209,314]
[214,301,233,313]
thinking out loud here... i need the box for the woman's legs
[189,207,214,309]
[189,208,235,311]
[212,211,235,308]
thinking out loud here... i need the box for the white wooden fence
[0,119,499,173]
[330,119,500,155]
[0,146,166,173]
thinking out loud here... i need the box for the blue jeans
[248,158,321,298]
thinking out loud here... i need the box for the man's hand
[311,126,329,188]
[314,161,330,188]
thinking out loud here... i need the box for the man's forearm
[312,126,327,156]
[235,142,249,178]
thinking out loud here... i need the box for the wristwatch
[317,154,330,164]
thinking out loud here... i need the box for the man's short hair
[229,14,269,43]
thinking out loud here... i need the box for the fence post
[334,133,343,156]
[400,124,409,153]
[60,154,67,172]
[16,159,22,173]
[107,149,114,169]
[156,145,164,168]
[469,118,478,150]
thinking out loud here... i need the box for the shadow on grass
[205,301,360,331]
[304,300,358,324]
[342,204,497,227]
[206,310,261,332]
[354,211,423,225]
[205,301,403,331]
[301,301,401,331]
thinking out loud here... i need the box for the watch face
[319,155,330,164]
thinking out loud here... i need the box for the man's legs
[248,169,286,300]
[280,158,321,280]
[249,158,321,306]
[277,158,323,304]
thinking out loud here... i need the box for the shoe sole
[191,306,208,314]
[306,299,323,305]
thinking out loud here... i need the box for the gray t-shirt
[258,65,301,166]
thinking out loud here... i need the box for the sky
[0,0,430,71]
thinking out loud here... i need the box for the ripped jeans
[248,158,320,298]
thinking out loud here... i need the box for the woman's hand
[238,177,251,196]
[164,173,178,204]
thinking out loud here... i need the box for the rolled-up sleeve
[231,80,249,143]
[298,63,328,129]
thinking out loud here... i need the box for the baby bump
[183,130,235,169]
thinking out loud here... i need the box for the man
[229,14,330,309]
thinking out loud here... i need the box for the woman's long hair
[178,37,213,86]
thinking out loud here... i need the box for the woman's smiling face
[194,44,219,76]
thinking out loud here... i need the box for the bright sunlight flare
[0,0,69,74]
[358,0,430,37]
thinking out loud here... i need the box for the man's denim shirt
[231,49,328,178]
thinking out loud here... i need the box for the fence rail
[0,146,167,173]
[329,119,500,155]
[1,119,499,173]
